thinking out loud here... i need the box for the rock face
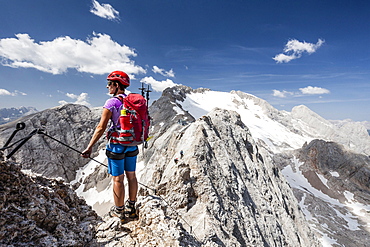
[148,85,198,135]
[0,157,101,246]
[0,104,103,182]
[297,140,370,200]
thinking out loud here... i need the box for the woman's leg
[125,171,138,202]
[112,174,125,207]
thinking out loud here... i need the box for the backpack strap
[115,95,124,104]
[110,95,124,129]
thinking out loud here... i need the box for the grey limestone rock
[0,160,101,246]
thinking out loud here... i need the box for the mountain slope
[156,86,370,155]
[274,140,370,247]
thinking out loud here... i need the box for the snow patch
[317,173,329,187]
[72,149,112,207]
[330,171,340,177]
[172,103,184,115]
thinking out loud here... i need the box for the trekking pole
[37,129,108,168]
[145,84,152,107]
[139,82,146,97]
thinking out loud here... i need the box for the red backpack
[109,93,150,147]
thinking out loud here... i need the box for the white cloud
[272,89,294,98]
[299,86,330,95]
[140,76,179,92]
[0,33,146,76]
[273,39,325,63]
[152,66,175,77]
[272,53,298,63]
[16,90,27,96]
[272,86,330,98]
[59,92,91,107]
[0,89,26,96]
[90,0,120,21]
[0,89,12,96]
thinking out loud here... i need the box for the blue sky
[0,0,369,121]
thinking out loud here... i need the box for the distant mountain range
[0,107,38,125]
[329,119,370,135]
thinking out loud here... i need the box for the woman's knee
[112,174,124,183]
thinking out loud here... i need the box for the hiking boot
[125,200,138,218]
[109,206,125,222]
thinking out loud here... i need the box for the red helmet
[107,71,130,86]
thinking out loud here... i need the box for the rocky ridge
[136,108,319,246]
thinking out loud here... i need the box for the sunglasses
[107,81,115,86]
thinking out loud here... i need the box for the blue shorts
[106,144,138,176]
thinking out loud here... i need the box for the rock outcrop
[95,196,200,246]
[0,157,101,246]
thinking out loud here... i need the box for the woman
[81,71,138,222]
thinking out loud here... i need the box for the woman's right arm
[81,108,112,158]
